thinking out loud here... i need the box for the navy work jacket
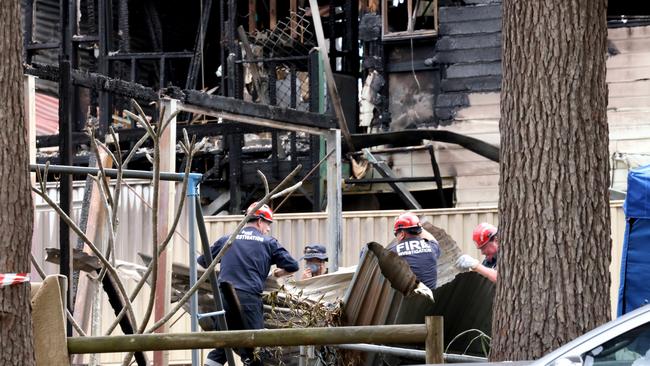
[389,237,441,291]
[197,226,299,295]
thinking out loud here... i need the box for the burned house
[23,0,650,216]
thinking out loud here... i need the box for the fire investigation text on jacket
[197,226,299,295]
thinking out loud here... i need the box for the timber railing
[68,318,445,364]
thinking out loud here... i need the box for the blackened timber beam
[25,63,159,101]
[177,89,336,132]
[228,134,242,213]
[23,0,34,63]
[363,149,422,210]
[58,0,75,336]
[185,0,212,90]
[349,129,500,162]
[427,145,447,207]
[180,104,330,136]
[237,26,268,104]
[24,63,336,134]
[309,0,356,150]
[98,0,113,137]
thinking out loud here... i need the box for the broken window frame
[382,0,438,40]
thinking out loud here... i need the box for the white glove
[456,254,479,272]
[413,282,434,301]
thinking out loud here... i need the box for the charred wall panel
[432,1,502,124]
[385,42,440,131]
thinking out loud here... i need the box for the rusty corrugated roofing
[341,222,494,363]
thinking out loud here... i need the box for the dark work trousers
[207,289,265,366]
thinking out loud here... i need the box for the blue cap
[301,244,328,260]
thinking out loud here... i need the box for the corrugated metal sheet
[32,180,198,365]
[204,202,626,314]
[35,93,59,135]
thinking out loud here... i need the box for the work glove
[413,282,434,301]
[455,254,479,272]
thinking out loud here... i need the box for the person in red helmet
[198,201,299,366]
[455,223,498,283]
[388,212,441,291]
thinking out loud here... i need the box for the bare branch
[95,141,118,168]
[274,148,335,212]
[159,109,182,137]
[31,186,138,332]
[137,135,161,334]
[156,104,167,138]
[131,98,154,132]
[109,127,122,166]
[145,164,303,334]
[124,110,155,139]
[105,145,195,335]
[271,181,302,199]
[123,133,151,167]
[88,132,115,208]
[258,170,270,196]
[90,174,117,267]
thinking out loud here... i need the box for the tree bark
[493,0,610,361]
[0,1,36,365]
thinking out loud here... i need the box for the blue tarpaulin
[618,164,650,316]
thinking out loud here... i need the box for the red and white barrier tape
[0,273,30,287]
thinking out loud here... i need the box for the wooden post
[270,0,277,29]
[307,0,355,151]
[425,316,444,364]
[290,0,297,39]
[72,150,112,366]
[24,75,36,183]
[237,25,268,104]
[326,129,342,272]
[248,0,256,33]
[153,98,177,366]
[68,324,429,354]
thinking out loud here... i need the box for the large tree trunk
[492,0,610,361]
[0,1,36,365]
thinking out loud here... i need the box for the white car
[412,305,650,366]
[530,304,650,366]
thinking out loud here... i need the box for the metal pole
[30,164,191,182]
[187,179,200,366]
[194,196,236,365]
[336,343,426,360]
[335,344,488,363]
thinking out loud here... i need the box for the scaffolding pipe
[336,343,426,360]
[186,175,200,366]
[335,344,488,363]
[30,164,191,182]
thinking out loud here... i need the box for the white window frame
[382,0,438,40]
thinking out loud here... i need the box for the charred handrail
[68,324,430,354]
[235,55,309,63]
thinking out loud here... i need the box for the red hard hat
[247,202,273,222]
[394,212,421,234]
[472,223,497,248]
